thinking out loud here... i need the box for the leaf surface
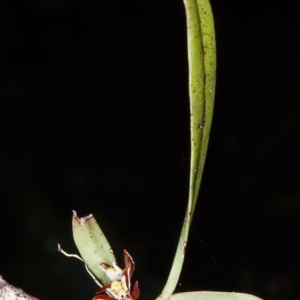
[72,211,116,285]
[170,291,263,300]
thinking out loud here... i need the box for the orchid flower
[94,250,140,300]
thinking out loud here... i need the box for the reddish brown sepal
[123,250,135,275]
[100,263,112,270]
[93,295,115,300]
[123,267,131,290]
[130,281,140,300]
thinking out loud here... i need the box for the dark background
[1,0,300,300]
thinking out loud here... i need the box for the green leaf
[158,1,216,299]
[72,210,116,285]
[169,292,263,300]
[186,0,216,221]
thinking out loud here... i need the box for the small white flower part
[107,278,128,300]
[93,250,140,300]
[100,261,123,282]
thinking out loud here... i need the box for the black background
[1,1,300,300]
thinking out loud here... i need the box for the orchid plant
[0,1,266,300]
[58,1,262,300]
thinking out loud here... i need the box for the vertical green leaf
[158,1,216,299]
[193,0,216,211]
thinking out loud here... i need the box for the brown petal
[123,250,135,274]
[122,267,131,290]
[130,281,140,300]
[93,295,115,300]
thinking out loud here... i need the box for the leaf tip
[72,210,93,226]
